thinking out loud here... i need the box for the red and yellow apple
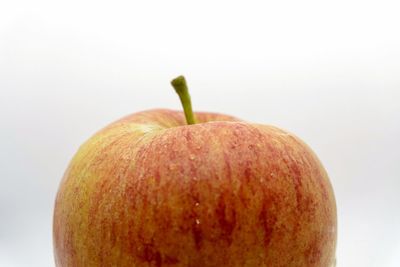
[53,76,337,266]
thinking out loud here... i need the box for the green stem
[171,75,197,125]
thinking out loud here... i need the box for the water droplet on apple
[195,219,200,225]
[168,164,176,170]
[195,202,200,207]
[189,155,196,160]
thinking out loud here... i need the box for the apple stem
[171,75,197,125]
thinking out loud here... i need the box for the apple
[53,76,337,266]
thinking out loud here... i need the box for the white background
[1,0,399,266]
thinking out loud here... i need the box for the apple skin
[53,109,337,267]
